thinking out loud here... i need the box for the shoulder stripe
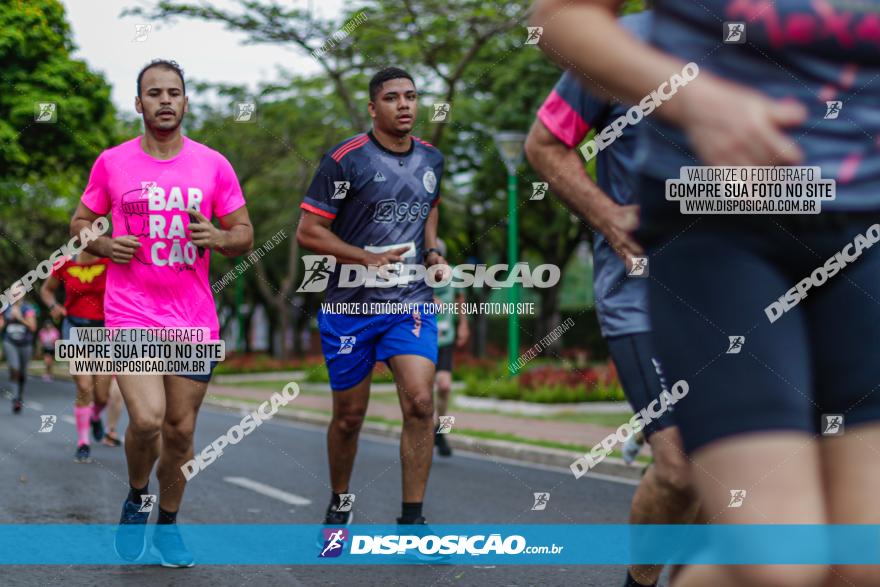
[413,136,434,148]
[331,134,369,162]
[300,202,337,219]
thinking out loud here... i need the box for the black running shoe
[435,433,452,457]
[114,498,150,561]
[152,524,195,568]
[396,516,451,563]
[90,417,105,442]
[324,506,353,526]
[12,399,22,414]
[74,444,91,463]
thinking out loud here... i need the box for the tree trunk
[277,301,291,359]
[241,304,256,353]
[538,285,563,354]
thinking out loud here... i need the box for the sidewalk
[210,382,619,448]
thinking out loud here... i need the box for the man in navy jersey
[526,12,698,587]
[296,67,446,529]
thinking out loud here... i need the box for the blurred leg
[629,426,698,584]
[673,433,828,587]
[105,377,123,436]
[73,374,95,407]
[434,369,451,420]
[821,423,880,587]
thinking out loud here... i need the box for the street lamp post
[493,131,526,375]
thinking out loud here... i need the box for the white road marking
[223,477,312,506]
[27,401,44,410]
[61,415,76,425]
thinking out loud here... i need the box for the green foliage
[2,0,652,359]
[463,377,626,403]
[0,0,118,284]
[462,360,627,403]
[1,0,117,177]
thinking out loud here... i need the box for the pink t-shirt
[39,326,60,347]
[80,136,245,339]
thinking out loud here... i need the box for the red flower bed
[519,361,620,391]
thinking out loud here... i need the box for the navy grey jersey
[301,131,444,304]
[536,12,652,338]
[641,1,880,210]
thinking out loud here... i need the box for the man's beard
[147,114,183,132]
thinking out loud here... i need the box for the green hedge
[461,373,626,404]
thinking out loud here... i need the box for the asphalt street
[0,374,638,586]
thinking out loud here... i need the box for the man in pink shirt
[70,59,253,567]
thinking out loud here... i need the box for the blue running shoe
[396,516,451,564]
[114,498,150,561]
[74,444,91,464]
[151,524,195,568]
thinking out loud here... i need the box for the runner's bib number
[364,241,417,286]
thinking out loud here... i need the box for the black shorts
[178,360,218,383]
[606,332,674,438]
[436,345,453,372]
[636,174,880,453]
[62,316,104,339]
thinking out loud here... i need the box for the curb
[204,397,646,482]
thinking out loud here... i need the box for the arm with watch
[422,206,447,268]
[39,275,67,322]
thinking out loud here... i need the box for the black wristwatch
[424,247,443,262]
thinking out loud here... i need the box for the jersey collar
[367,130,414,158]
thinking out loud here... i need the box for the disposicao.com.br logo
[297,255,560,292]
[318,531,564,558]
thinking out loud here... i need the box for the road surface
[0,375,640,586]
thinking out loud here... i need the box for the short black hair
[369,67,415,101]
[137,59,186,97]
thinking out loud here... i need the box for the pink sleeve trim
[537,89,591,149]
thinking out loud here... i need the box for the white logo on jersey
[423,170,437,194]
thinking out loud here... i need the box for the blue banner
[1,524,878,565]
